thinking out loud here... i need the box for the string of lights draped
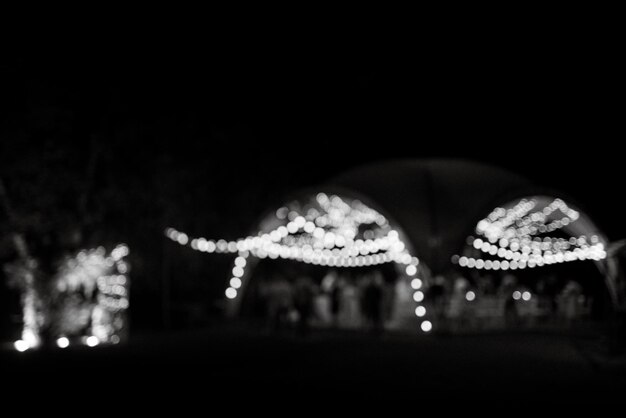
[165,192,433,332]
[452,197,607,272]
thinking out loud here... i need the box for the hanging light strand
[165,193,431,332]
[454,197,607,270]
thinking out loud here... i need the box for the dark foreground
[2,324,626,403]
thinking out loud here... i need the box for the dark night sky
[2,35,621,228]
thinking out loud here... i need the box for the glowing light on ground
[86,336,100,347]
[14,340,29,352]
[56,337,70,348]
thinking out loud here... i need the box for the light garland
[166,192,432,332]
[453,197,607,271]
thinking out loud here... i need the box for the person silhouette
[293,275,316,336]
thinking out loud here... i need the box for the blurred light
[522,291,532,301]
[276,207,288,220]
[465,291,476,302]
[177,233,189,245]
[411,278,423,290]
[230,277,242,289]
[421,321,433,332]
[235,257,247,268]
[513,291,521,301]
[413,291,424,302]
[225,287,237,299]
[406,265,417,276]
[22,329,39,348]
[14,340,29,352]
[232,266,244,277]
[56,337,70,348]
[415,306,426,317]
[111,335,121,344]
[86,336,99,347]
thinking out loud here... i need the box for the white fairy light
[421,321,433,332]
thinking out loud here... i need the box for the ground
[2,323,625,403]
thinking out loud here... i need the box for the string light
[421,321,433,332]
[415,306,427,317]
[454,197,607,271]
[165,192,431,332]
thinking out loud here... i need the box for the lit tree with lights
[0,135,130,350]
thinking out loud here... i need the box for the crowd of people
[256,269,395,335]
[250,262,603,335]
[426,272,599,332]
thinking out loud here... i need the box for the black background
[3,36,622,225]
